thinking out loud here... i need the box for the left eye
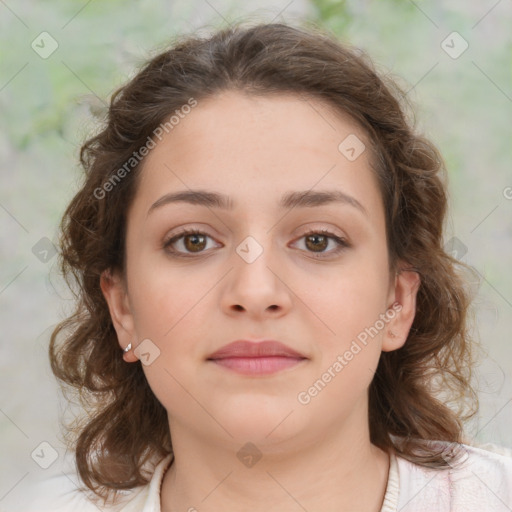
[292,229,349,257]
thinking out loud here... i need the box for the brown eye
[163,229,218,257]
[293,229,350,258]
[305,233,329,252]
[182,233,207,252]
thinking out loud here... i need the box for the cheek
[305,253,390,378]
[129,273,206,415]
[312,259,390,334]
[127,253,205,338]
[300,272,388,413]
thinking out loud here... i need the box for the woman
[26,20,512,512]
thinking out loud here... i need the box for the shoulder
[396,439,512,512]
[15,454,173,512]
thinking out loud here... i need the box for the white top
[18,440,512,511]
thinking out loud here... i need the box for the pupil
[307,234,327,252]
[185,234,206,252]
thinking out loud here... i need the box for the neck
[160,419,390,512]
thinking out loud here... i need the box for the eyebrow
[147,189,367,217]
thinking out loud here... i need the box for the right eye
[162,229,221,257]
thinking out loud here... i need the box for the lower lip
[208,356,306,375]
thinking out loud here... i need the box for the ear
[100,269,138,363]
[382,264,421,352]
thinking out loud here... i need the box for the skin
[101,90,420,512]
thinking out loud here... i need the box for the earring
[123,343,132,353]
[389,331,397,338]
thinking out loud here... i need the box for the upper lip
[207,340,306,360]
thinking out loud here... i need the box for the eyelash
[162,228,350,259]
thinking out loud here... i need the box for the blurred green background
[1,0,511,506]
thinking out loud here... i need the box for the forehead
[131,90,383,220]
[152,90,366,155]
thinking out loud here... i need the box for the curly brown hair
[50,19,479,504]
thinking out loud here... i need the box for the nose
[220,236,293,320]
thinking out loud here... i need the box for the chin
[216,398,304,443]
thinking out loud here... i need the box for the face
[101,90,419,451]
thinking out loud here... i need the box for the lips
[207,340,306,360]
[206,340,307,376]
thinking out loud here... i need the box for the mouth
[206,339,308,376]
[207,355,307,375]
